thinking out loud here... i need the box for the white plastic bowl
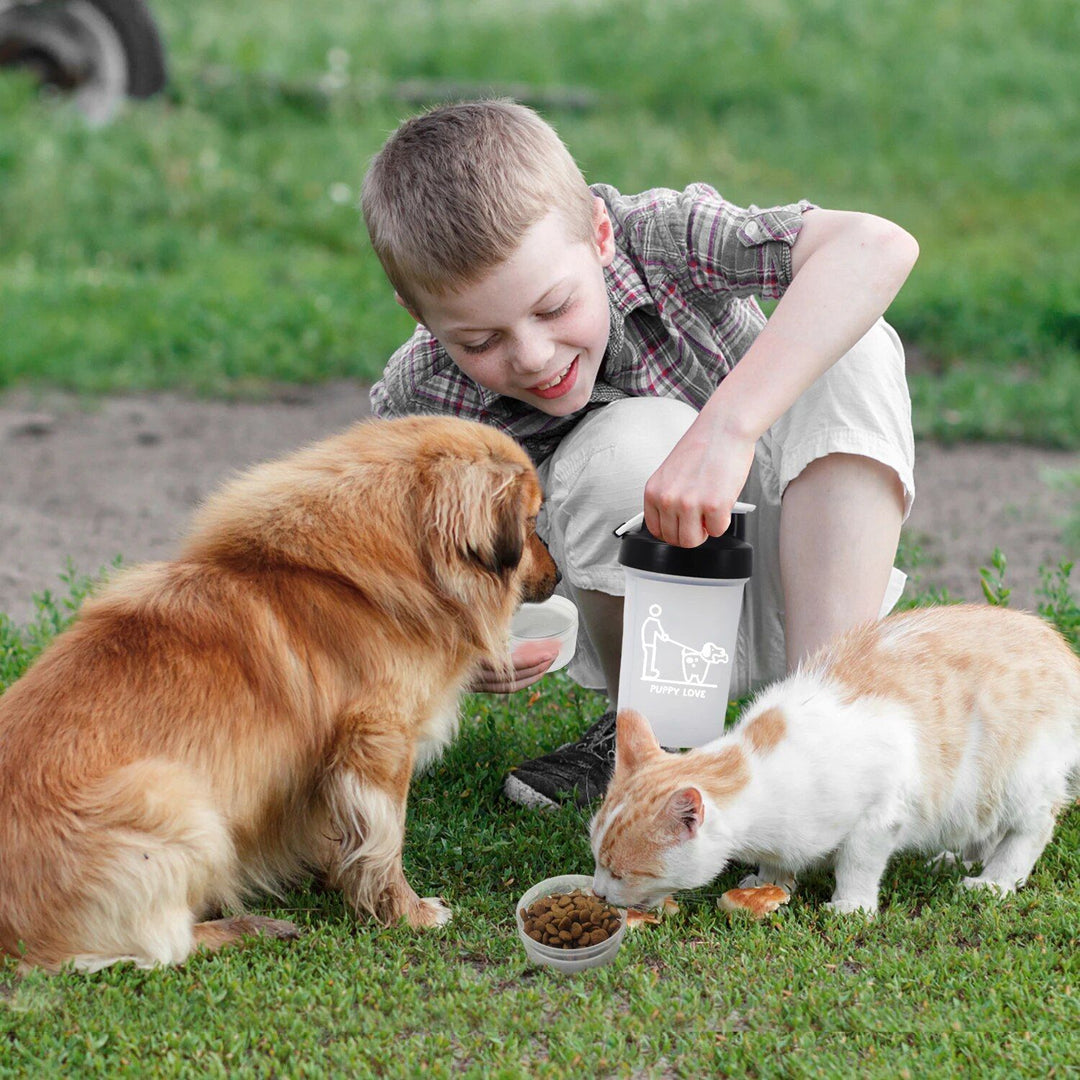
[515,874,627,972]
[509,595,578,673]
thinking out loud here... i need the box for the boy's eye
[461,337,496,355]
[538,298,573,320]
[456,297,571,354]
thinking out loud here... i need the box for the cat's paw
[738,870,796,893]
[961,876,1017,897]
[926,850,975,873]
[823,898,878,917]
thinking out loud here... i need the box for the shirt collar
[476,379,500,410]
[605,250,655,319]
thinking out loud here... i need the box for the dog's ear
[423,457,529,586]
[469,472,526,577]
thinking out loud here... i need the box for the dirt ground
[1,383,1077,627]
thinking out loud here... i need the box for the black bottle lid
[617,507,753,580]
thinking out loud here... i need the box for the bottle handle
[613,501,756,538]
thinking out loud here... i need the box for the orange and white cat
[591,605,1080,915]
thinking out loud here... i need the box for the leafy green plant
[1037,561,1079,651]
[979,548,1012,607]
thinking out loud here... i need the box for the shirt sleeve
[664,183,815,302]
[367,371,398,418]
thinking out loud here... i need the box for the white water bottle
[615,504,753,748]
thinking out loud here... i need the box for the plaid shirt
[370,183,815,463]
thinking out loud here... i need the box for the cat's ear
[615,709,661,773]
[665,787,704,841]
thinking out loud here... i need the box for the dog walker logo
[640,604,729,694]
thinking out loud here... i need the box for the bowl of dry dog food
[515,874,627,972]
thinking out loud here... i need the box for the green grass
[2,2,1080,1069]
[1,0,1079,442]
[1,562,1078,1076]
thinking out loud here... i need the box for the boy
[363,100,917,809]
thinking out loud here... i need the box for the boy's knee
[539,397,699,586]
[563,397,698,507]
[794,451,904,492]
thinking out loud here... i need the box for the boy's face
[404,199,616,417]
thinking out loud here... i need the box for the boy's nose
[509,330,556,376]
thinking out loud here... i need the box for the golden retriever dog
[0,416,558,972]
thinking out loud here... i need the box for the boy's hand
[468,640,559,694]
[643,422,756,547]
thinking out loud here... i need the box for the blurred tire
[0,0,166,123]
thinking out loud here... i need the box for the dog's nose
[553,565,563,586]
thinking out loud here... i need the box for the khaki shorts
[536,318,915,697]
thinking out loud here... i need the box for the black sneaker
[504,710,617,810]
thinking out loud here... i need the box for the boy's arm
[644,208,918,547]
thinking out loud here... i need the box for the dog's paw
[193,914,302,954]
[254,917,303,941]
[234,915,303,940]
[406,896,453,928]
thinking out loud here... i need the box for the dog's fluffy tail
[2,759,239,972]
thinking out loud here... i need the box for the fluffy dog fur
[0,416,558,971]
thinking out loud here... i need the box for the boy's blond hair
[361,100,595,313]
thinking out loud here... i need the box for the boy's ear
[592,197,616,267]
[394,292,425,324]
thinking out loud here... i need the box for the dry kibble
[520,889,621,950]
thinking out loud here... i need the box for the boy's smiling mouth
[528,356,579,399]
